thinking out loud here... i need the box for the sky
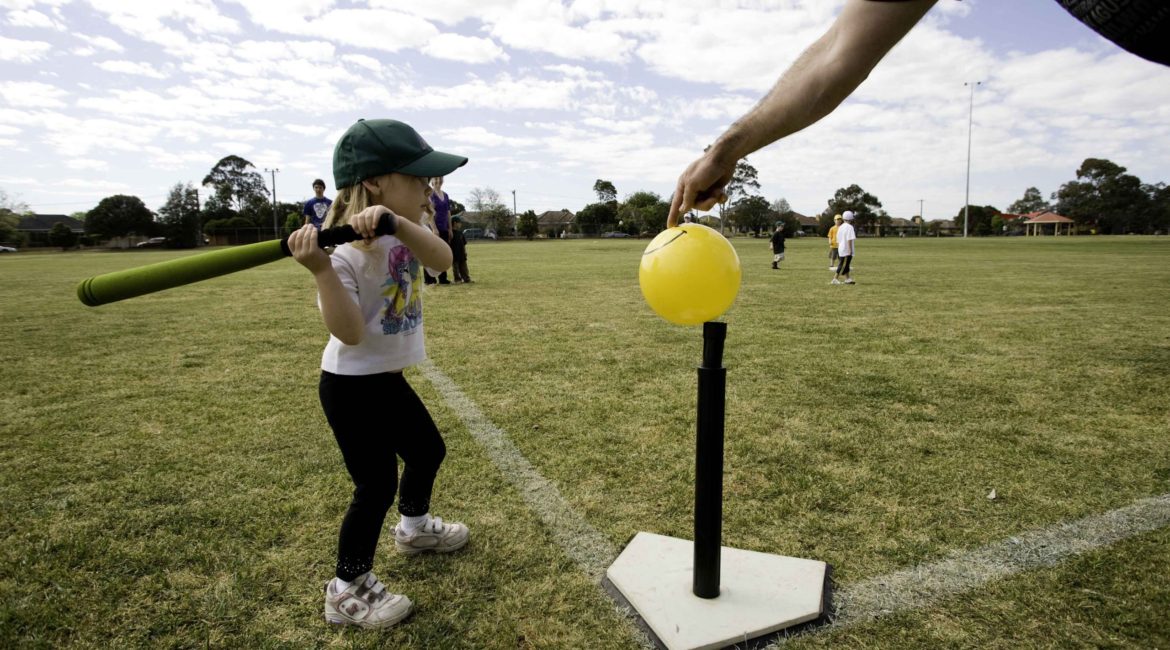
[2,0,1169,222]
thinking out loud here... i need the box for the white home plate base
[604,532,830,650]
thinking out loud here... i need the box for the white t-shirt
[836,222,856,256]
[319,236,427,375]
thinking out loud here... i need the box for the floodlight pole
[265,167,280,240]
[694,321,727,598]
[919,199,924,236]
[963,81,981,239]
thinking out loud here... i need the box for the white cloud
[95,60,168,78]
[7,9,64,29]
[65,158,109,171]
[0,81,69,108]
[421,33,507,64]
[75,34,125,53]
[0,35,51,62]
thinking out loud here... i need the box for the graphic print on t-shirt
[380,244,422,335]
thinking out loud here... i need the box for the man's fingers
[667,180,684,228]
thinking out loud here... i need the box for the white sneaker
[829,266,837,270]
[844,279,856,284]
[324,572,412,629]
[394,516,469,555]
[830,279,841,285]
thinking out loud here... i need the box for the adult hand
[288,224,331,275]
[666,151,733,227]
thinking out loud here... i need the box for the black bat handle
[279,212,398,256]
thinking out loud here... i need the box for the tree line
[5,154,1166,251]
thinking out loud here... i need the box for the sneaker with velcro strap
[324,571,412,629]
[394,516,470,555]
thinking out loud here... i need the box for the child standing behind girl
[286,119,470,629]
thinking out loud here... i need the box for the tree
[284,213,302,235]
[85,195,155,240]
[593,179,617,204]
[468,187,512,235]
[202,155,269,215]
[731,195,774,236]
[517,210,540,240]
[1007,187,1050,215]
[48,222,78,250]
[721,159,761,233]
[770,198,791,216]
[158,182,202,248]
[618,191,669,234]
[0,189,29,246]
[952,204,1000,236]
[449,198,466,216]
[1053,158,1152,234]
[575,201,617,235]
[826,184,882,233]
[1146,183,1170,234]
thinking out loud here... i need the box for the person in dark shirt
[302,179,332,230]
[770,223,786,270]
[450,216,472,283]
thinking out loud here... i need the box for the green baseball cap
[333,119,468,189]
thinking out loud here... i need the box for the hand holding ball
[639,223,741,325]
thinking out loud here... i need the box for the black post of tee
[693,321,727,599]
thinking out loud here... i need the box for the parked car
[601,231,631,238]
[463,228,497,240]
[0,245,17,253]
[136,237,167,248]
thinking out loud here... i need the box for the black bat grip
[280,212,398,256]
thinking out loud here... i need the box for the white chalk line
[418,361,620,580]
[420,361,1170,647]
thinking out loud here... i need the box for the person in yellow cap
[827,214,842,270]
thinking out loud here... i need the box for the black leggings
[837,254,853,275]
[319,371,447,580]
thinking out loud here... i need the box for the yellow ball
[639,223,742,326]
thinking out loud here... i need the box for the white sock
[398,513,429,534]
[332,577,351,593]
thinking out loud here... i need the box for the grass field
[2,235,1169,649]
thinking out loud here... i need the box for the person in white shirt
[286,118,470,630]
[832,211,857,285]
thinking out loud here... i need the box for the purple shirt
[430,192,450,232]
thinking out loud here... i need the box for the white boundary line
[419,360,618,581]
[823,492,1170,633]
[420,361,1170,646]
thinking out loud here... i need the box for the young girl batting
[286,119,469,629]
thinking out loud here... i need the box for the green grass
[2,235,1169,648]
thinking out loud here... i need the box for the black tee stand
[603,318,829,650]
[693,321,727,599]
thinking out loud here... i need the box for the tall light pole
[264,167,280,240]
[918,199,924,237]
[963,81,981,239]
[512,189,517,234]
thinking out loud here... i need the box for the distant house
[1022,210,1075,236]
[794,212,820,235]
[537,209,574,235]
[17,214,85,247]
[887,217,915,236]
[928,219,959,236]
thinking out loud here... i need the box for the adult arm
[667,0,936,226]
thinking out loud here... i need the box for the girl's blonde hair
[322,182,376,231]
